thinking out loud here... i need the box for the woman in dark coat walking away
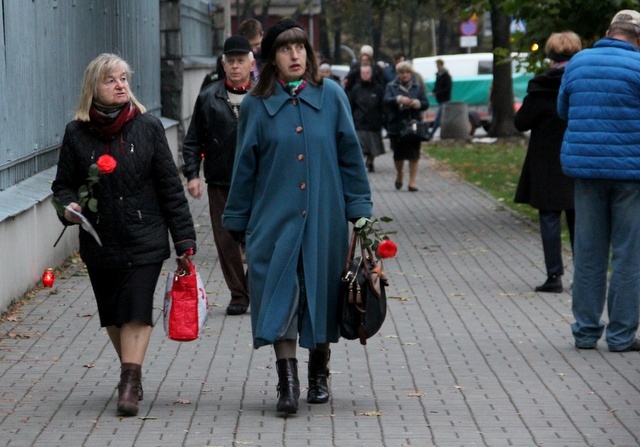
[52,54,197,417]
[514,32,582,293]
[222,19,372,415]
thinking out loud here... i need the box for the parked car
[412,53,533,129]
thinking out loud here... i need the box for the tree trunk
[318,0,330,60]
[488,2,518,137]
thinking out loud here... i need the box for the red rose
[377,239,397,259]
[96,154,117,174]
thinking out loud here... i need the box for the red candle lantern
[42,268,55,287]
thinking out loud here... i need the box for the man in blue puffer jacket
[558,9,640,352]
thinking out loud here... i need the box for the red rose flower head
[377,239,397,259]
[96,154,117,174]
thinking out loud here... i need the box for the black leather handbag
[339,229,388,345]
[399,119,429,144]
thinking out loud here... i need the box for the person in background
[52,53,197,417]
[238,18,263,80]
[428,59,452,139]
[514,31,581,294]
[319,59,341,83]
[384,60,429,192]
[202,18,263,89]
[384,53,405,84]
[344,44,385,92]
[222,19,372,415]
[558,10,640,352]
[183,36,254,316]
[348,65,385,172]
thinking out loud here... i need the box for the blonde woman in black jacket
[514,32,581,293]
[52,53,196,417]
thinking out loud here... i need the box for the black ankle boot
[276,358,299,414]
[307,349,330,403]
[535,274,563,293]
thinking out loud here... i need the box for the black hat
[261,18,303,59]
[223,35,252,55]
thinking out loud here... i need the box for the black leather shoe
[535,275,563,293]
[226,304,248,315]
[395,181,402,190]
[610,338,640,352]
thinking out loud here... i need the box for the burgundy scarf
[89,102,137,141]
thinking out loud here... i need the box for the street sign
[460,20,478,36]
[460,35,478,48]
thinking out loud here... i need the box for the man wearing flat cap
[183,35,255,315]
[558,9,640,352]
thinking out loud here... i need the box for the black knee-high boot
[276,358,300,414]
[307,349,330,403]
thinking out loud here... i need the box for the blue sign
[460,20,478,36]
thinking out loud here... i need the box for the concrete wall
[0,121,179,312]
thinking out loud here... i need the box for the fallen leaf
[173,399,190,405]
[498,293,515,297]
[83,364,94,368]
[139,416,158,420]
[7,316,18,322]
[384,335,399,339]
[360,411,383,416]
[402,342,416,346]
[389,296,410,301]
[407,393,424,397]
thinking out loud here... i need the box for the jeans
[539,209,575,277]
[571,178,640,350]
[429,103,446,137]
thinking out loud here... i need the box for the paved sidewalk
[1,148,639,447]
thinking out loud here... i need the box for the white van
[412,53,532,127]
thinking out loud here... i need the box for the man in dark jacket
[428,59,452,139]
[183,35,255,315]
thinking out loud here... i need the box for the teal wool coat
[222,79,373,349]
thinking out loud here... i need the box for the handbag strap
[345,228,377,276]
[176,252,194,276]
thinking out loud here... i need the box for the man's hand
[187,178,203,199]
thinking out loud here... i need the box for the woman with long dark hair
[223,19,372,415]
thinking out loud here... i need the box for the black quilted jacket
[52,113,196,268]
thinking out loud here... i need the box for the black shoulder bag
[339,229,389,345]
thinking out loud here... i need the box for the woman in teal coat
[222,19,372,415]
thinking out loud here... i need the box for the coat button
[297,154,304,161]
[292,99,298,106]
[300,182,306,190]
[301,210,307,217]
[295,126,303,133]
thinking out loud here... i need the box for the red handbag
[163,253,209,341]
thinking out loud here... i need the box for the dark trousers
[207,185,249,305]
[539,209,575,277]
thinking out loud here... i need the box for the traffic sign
[460,20,478,36]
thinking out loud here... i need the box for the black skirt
[87,263,163,327]
[390,136,422,161]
